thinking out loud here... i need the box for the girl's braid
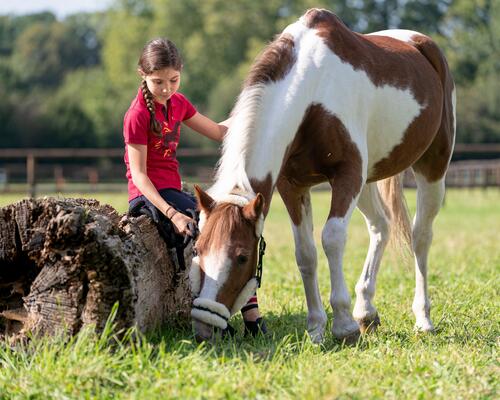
[141,80,162,137]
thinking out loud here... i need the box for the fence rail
[0,145,499,196]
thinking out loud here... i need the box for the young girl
[123,38,266,336]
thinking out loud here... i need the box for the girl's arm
[127,143,194,235]
[183,112,232,142]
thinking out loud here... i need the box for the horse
[189,8,456,343]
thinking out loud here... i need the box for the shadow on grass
[139,310,380,361]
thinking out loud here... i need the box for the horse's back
[364,29,456,181]
[296,9,454,182]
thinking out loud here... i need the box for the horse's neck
[209,81,310,204]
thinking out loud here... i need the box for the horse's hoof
[414,320,435,334]
[308,328,325,344]
[356,314,381,334]
[338,329,361,345]
[332,322,361,345]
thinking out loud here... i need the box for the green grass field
[0,189,498,399]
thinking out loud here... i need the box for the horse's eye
[236,255,248,265]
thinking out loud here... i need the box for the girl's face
[141,67,181,103]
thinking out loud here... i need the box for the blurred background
[0,0,498,196]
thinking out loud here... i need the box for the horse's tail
[377,175,412,254]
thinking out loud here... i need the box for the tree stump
[0,197,193,340]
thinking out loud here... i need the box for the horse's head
[190,185,265,341]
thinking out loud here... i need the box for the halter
[190,191,267,329]
[256,235,266,288]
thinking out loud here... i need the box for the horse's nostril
[195,333,209,343]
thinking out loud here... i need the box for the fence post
[54,165,65,192]
[27,152,36,198]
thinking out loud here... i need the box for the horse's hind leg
[277,179,327,343]
[353,183,390,333]
[410,171,446,332]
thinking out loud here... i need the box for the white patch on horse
[291,203,327,343]
[367,29,422,43]
[189,255,201,296]
[411,172,445,332]
[209,85,266,198]
[353,184,389,323]
[216,193,250,207]
[198,247,231,301]
[198,210,207,231]
[321,197,361,339]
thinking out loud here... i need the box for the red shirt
[123,88,197,201]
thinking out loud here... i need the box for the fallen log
[0,197,193,340]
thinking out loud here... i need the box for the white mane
[208,84,268,200]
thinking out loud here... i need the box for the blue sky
[0,0,113,18]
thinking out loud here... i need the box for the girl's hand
[170,211,197,237]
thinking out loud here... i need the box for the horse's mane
[209,34,296,199]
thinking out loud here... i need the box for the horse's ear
[243,193,265,221]
[194,185,215,213]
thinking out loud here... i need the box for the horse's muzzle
[192,318,218,342]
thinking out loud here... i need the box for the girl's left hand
[170,211,197,237]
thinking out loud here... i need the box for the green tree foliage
[0,12,56,56]
[438,0,499,142]
[11,18,100,88]
[0,0,498,148]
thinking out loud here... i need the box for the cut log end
[0,197,193,340]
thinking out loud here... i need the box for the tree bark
[0,197,193,340]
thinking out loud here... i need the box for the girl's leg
[241,294,267,336]
[241,294,260,321]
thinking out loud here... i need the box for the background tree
[0,0,498,149]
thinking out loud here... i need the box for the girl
[123,38,266,336]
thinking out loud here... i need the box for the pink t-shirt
[123,88,197,201]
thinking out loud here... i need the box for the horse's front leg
[352,183,389,333]
[278,178,327,343]
[323,171,363,342]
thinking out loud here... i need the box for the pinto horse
[190,8,455,342]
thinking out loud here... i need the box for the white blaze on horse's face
[190,185,264,339]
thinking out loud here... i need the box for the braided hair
[138,38,183,137]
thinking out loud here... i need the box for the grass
[0,189,498,399]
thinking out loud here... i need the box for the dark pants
[128,188,197,217]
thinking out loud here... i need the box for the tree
[439,0,500,142]
[11,19,101,88]
[0,12,56,56]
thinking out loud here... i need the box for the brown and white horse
[190,8,456,342]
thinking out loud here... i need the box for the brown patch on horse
[194,197,262,310]
[279,103,363,218]
[250,174,273,217]
[245,33,296,87]
[369,36,454,182]
[196,203,246,254]
[194,184,216,213]
[216,239,258,309]
[303,8,346,29]
[305,9,450,181]
[411,36,455,182]
[277,176,311,226]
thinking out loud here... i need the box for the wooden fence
[0,145,499,196]
[403,159,500,188]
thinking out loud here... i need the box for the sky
[0,0,113,18]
